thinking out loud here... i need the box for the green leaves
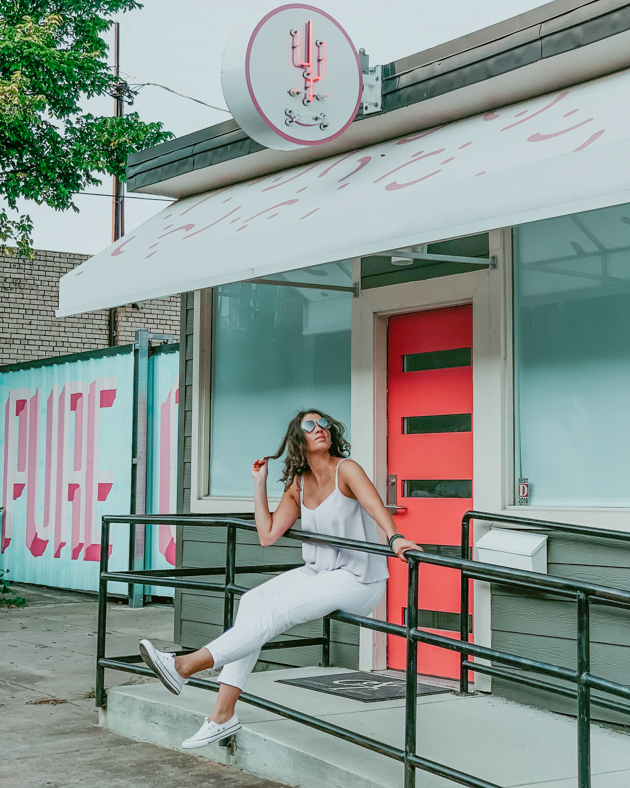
[0,211,34,258]
[0,1,173,255]
[0,569,27,607]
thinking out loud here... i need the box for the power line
[105,53,230,112]
[132,82,230,113]
[80,191,173,202]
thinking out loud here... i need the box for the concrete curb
[100,683,398,788]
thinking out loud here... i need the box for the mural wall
[0,344,179,593]
[146,346,179,594]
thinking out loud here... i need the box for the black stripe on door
[419,544,472,560]
[404,608,474,632]
[404,479,472,498]
[402,347,471,372]
[403,414,471,434]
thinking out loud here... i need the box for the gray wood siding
[174,292,194,634]
[490,533,630,725]
[174,289,358,671]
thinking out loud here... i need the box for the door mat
[276,671,451,703]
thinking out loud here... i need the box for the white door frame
[351,229,512,686]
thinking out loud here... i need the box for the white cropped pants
[205,567,386,691]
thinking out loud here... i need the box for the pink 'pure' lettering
[1,378,117,561]
[158,381,179,565]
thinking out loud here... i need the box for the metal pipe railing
[459,511,630,698]
[96,513,630,788]
[458,511,630,788]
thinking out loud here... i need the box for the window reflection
[514,204,630,507]
[209,262,352,498]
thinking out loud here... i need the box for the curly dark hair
[265,409,350,490]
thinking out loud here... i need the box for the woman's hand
[252,461,300,547]
[251,458,269,484]
[392,538,422,563]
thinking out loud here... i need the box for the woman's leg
[206,569,386,684]
[181,569,385,724]
[174,568,306,678]
[175,568,311,723]
[209,682,241,724]
[174,647,214,677]
[181,572,385,748]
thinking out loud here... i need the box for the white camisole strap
[334,457,348,489]
[301,459,346,504]
[297,456,389,583]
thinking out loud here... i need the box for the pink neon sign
[222,4,362,151]
[290,20,326,106]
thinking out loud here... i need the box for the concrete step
[99,666,630,788]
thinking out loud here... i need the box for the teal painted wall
[0,344,180,595]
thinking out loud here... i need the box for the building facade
[56,0,630,717]
[1,248,180,366]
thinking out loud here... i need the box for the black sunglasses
[301,416,331,433]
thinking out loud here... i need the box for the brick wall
[0,248,180,365]
[117,299,181,346]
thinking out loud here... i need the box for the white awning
[58,69,630,317]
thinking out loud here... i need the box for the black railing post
[224,525,236,631]
[460,514,472,695]
[404,557,419,788]
[459,570,471,695]
[577,592,591,788]
[461,513,471,561]
[96,516,110,708]
[322,616,331,667]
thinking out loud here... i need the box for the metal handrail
[96,513,630,788]
[459,511,630,702]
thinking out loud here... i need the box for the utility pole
[109,22,124,346]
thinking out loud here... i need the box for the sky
[10,0,549,256]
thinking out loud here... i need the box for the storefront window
[209,262,352,498]
[514,204,630,507]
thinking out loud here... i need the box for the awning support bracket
[245,277,359,295]
[372,246,498,269]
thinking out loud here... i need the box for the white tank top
[299,458,389,584]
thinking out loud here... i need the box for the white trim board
[351,229,511,679]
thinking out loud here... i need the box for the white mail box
[475,528,548,574]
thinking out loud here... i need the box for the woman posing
[139,410,420,749]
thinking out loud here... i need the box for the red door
[387,306,473,679]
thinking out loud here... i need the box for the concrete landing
[100,666,630,788]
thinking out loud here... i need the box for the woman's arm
[339,460,422,562]
[252,458,301,546]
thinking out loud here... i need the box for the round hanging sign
[222,4,363,151]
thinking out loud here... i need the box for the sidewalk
[0,584,285,788]
[4,583,630,788]
[102,666,630,788]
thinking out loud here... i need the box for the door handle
[387,474,407,515]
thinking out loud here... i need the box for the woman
[139,410,420,749]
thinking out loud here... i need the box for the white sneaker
[182,714,241,749]
[139,639,188,696]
